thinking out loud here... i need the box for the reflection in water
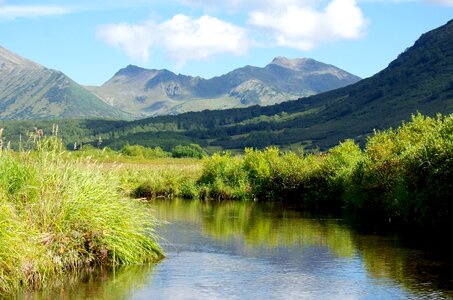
[151,199,453,299]
[20,199,453,299]
[23,265,155,300]
[355,236,453,298]
[154,199,356,258]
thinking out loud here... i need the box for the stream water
[24,199,453,299]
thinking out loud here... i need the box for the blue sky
[1,0,452,85]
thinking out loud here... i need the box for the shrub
[198,152,249,200]
[397,114,453,230]
[121,144,169,159]
[171,144,206,159]
[243,147,280,199]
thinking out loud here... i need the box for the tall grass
[0,134,162,295]
[118,158,202,200]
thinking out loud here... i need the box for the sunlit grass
[0,136,163,295]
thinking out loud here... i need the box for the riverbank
[124,113,452,234]
[1,112,451,295]
[0,136,163,295]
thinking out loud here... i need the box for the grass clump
[0,135,163,295]
[116,158,203,200]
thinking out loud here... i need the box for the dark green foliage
[132,181,175,199]
[171,144,206,159]
[121,144,169,159]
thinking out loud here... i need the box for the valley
[1,14,453,299]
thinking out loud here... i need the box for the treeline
[75,143,206,160]
[0,101,322,151]
[195,113,452,233]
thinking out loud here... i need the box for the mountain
[0,46,128,120]
[1,20,452,151]
[88,57,361,117]
[88,19,453,150]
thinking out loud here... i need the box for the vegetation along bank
[125,113,453,234]
[0,132,163,295]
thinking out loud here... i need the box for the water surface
[24,199,453,299]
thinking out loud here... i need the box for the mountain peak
[269,56,314,71]
[0,45,42,69]
[114,64,150,77]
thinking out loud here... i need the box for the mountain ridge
[0,45,41,68]
[2,20,452,152]
[0,46,130,120]
[77,19,453,151]
[88,57,361,117]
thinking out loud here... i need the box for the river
[25,199,453,299]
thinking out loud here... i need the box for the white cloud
[99,0,368,64]
[97,14,249,65]
[0,3,71,20]
[158,14,248,63]
[97,21,156,62]
[249,0,367,50]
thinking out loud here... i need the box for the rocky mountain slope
[0,46,128,120]
[89,57,361,117]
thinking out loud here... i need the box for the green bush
[344,113,453,230]
[243,147,279,199]
[198,152,249,200]
[242,148,330,209]
[171,144,206,159]
[121,144,169,159]
[397,114,453,230]
[195,113,453,232]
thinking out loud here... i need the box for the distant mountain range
[0,46,128,120]
[1,20,452,152]
[20,18,448,151]
[0,44,360,120]
[88,57,361,117]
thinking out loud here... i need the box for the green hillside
[0,46,130,120]
[1,20,452,151]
